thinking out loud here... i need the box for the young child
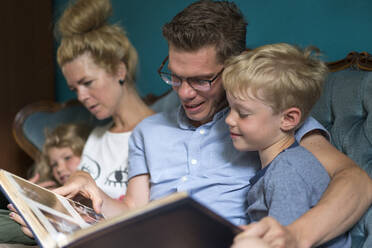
[222,43,350,247]
[30,123,91,188]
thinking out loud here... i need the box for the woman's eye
[83,81,92,87]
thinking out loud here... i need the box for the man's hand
[234,217,299,248]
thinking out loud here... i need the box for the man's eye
[191,79,209,85]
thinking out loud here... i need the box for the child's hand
[28,173,57,189]
[232,217,298,248]
[7,204,34,239]
[231,236,270,248]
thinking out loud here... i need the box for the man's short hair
[162,0,247,64]
[222,43,329,123]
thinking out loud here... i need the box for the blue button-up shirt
[128,106,327,225]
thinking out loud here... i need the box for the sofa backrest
[311,51,372,248]
[13,90,179,161]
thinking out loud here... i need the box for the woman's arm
[292,132,372,247]
[54,171,151,217]
[101,174,150,218]
[10,171,151,238]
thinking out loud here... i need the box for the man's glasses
[157,56,223,92]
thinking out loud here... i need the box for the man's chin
[185,111,212,126]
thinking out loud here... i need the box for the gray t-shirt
[246,142,351,248]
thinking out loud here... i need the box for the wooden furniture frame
[12,91,172,162]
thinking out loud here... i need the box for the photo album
[0,169,242,248]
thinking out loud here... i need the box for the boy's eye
[64,156,71,161]
[238,112,250,118]
[50,162,57,168]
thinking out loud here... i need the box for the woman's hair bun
[57,0,112,37]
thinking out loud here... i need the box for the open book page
[0,169,104,247]
[1,169,242,248]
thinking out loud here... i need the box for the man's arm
[292,132,372,247]
[238,132,372,248]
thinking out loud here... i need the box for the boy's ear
[280,107,301,132]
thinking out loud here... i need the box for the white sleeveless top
[78,122,131,200]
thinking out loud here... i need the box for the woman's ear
[280,107,302,132]
[117,62,127,84]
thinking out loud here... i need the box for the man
[38,1,372,247]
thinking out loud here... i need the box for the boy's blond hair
[56,0,138,86]
[222,43,328,124]
[34,123,91,185]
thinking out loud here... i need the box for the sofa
[311,51,372,248]
[11,51,372,247]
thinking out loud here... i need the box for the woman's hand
[53,171,104,213]
[7,204,34,238]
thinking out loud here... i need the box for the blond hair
[34,123,91,184]
[222,43,328,124]
[56,0,138,86]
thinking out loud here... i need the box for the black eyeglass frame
[157,56,224,92]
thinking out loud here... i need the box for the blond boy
[223,43,350,248]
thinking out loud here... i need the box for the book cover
[0,169,242,248]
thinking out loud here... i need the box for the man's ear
[280,107,301,132]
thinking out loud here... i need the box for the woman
[54,0,154,200]
[5,0,154,242]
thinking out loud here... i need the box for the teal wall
[54,0,372,102]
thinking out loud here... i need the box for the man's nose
[176,80,197,100]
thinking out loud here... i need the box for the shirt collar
[249,141,299,186]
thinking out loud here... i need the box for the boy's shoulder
[265,145,329,185]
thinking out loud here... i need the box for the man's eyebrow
[167,66,215,79]
[77,77,87,85]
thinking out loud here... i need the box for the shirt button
[199,129,205,134]
[191,159,197,165]
[181,176,188,182]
